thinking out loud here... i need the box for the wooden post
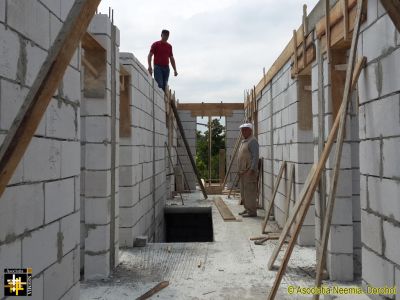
[170,99,208,199]
[221,130,243,189]
[219,149,226,184]
[0,0,101,197]
[302,4,308,68]
[267,1,364,298]
[284,164,294,222]
[325,0,331,61]
[292,30,298,75]
[342,0,350,41]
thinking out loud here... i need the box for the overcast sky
[98,0,319,103]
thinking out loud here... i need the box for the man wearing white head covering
[237,122,259,217]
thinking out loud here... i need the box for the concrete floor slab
[80,191,368,300]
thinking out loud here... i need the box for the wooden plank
[316,0,358,38]
[267,164,316,270]
[261,161,286,234]
[170,98,208,199]
[351,56,367,88]
[221,129,243,188]
[0,0,101,197]
[284,164,294,222]
[292,30,298,75]
[379,0,400,33]
[214,196,237,221]
[303,5,308,68]
[267,1,364,298]
[136,281,169,300]
[342,0,350,41]
[254,232,282,245]
[82,31,106,51]
[325,0,332,62]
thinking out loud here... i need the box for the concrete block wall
[357,1,400,297]
[225,110,244,188]
[118,52,169,247]
[0,1,80,299]
[80,14,120,280]
[176,110,197,190]
[257,61,314,246]
[311,40,360,280]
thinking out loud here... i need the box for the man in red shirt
[147,29,178,91]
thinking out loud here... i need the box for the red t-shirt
[150,41,173,66]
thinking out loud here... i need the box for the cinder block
[331,196,353,225]
[382,137,400,178]
[362,247,394,288]
[368,176,400,221]
[85,224,110,253]
[60,212,80,256]
[84,170,111,197]
[40,0,61,18]
[0,25,19,81]
[359,140,380,176]
[353,221,362,248]
[119,227,133,248]
[328,225,353,254]
[365,94,400,138]
[7,0,50,49]
[61,141,80,178]
[83,116,111,143]
[45,178,75,223]
[361,210,383,255]
[85,197,111,224]
[46,98,76,139]
[0,183,44,241]
[85,143,111,170]
[44,251,74,300]
[327,253,354,281]
[0,80,28,130]
[26,42,47,88]
[358,62,380,104]
[297,225,315,246]
[22,222,59,275]
[383,221,400,265]
[0,0,5,22]
[363,14,397,62]
[85,252,110,280]
[381,48,400,97]
[0,240,21,280]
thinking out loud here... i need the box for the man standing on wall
[237,123,259,217]
[147,29,178,91]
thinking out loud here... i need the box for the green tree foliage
[196,119,225,180]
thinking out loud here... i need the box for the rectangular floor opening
[164,206,214,242]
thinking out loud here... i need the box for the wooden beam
[380,0,400,32]
[136,281,169,300]
[284,164,294,222]
[342,0,350,41]
[0,0,101,197]
[82,56,99,78]
[267,1,364,299]
[316,0,358,38]
[325,0,332,62]
[214,196,237,221]
[292,30,298,75]
[303,5,308,68]
[82,31,106,52]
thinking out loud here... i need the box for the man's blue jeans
[154,65,170,91]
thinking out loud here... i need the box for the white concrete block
[40,0,61,18]
[85,197,111,224]
[359,140,380,176]
[44,251,74,300]
[362,210,383,255]
[60,282,79,300]
[85,224,110,253]
[0,80,29,130]
[0,0,5,22]
[83,116,111,143]
[368,177,400,221]
[82,96,112,116]
[0,240,21,279]
[362,247,394,287]
[383,221,400,265]
[328,225,353,254]
[24,137,61,181]
[381,48,400,97]
[382,137,400,178]
[26,42,47,87]
[60,0,75,21]
[119,227,133,248]
[7,0,50,49]
[61,141,80,178]
[363,14,397,62]
[84,143,111,170]
[61,66,81,102]
[60,212,80,256]
[331,196,353,225]
[365,94,400,138]
[327,253,354,281]
[0,183,44,241]
[84,252,110,280]
[84,170,111,197]
[88,14,112,37]
[22,222,59,275]
[0,24,19,80]
[45,178,75,223]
